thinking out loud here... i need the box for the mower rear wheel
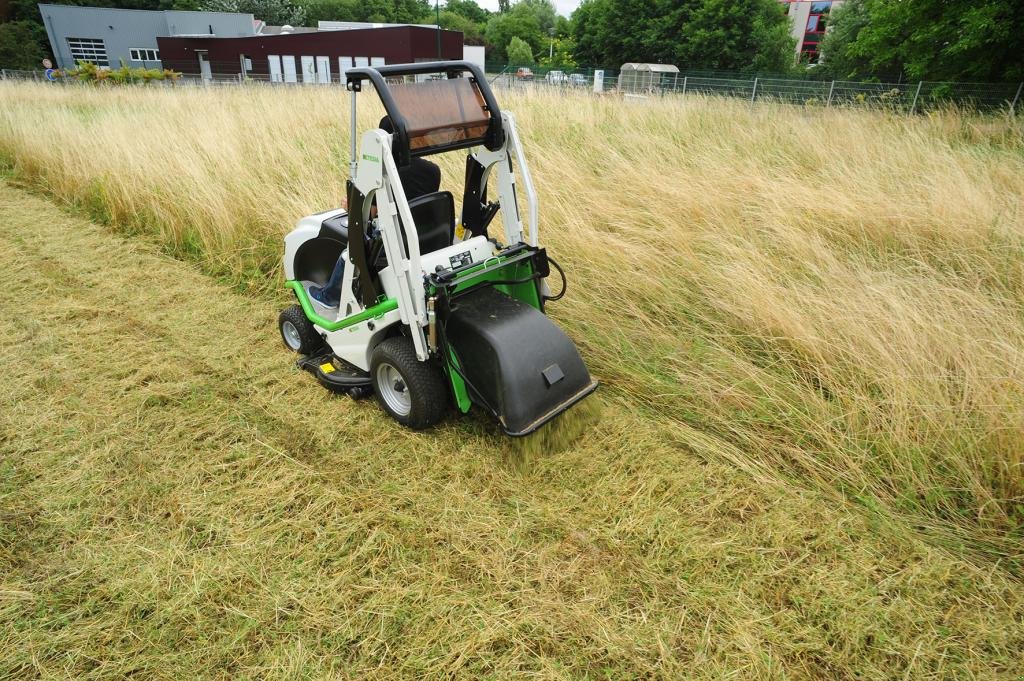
[370,337,448,430]
[279,305,322,355]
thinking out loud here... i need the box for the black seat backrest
[405,191,455,255]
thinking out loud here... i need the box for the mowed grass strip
[1,187,1023,678]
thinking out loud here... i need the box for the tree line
[2,0,1021,83]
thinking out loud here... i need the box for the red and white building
[781,1,843,64]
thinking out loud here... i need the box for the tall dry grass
[1,82,1022,560]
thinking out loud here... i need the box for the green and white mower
[279,61,597,436]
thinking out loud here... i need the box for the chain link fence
[4,64,1021,114]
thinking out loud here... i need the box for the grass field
[1,82,1023,678]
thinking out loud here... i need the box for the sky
[471,0,583,18]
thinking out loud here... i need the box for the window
[809,1,831,12]
[67,37,108,67]
[129,48,160,62]
[806,15,819,32]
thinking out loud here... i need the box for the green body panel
[446,347,473,413]
[443,257,542,310]
[285,280,398,331]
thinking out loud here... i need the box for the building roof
[258,25,319,35]
[619,63,680,73]
[318,20,439,31]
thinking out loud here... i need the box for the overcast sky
[471,0,583,17]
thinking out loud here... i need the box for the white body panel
[283,99,539,368]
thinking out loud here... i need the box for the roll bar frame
[345,61,505,168]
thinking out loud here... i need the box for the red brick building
[157,25,463,81]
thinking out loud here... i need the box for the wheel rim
[281,320,302,351]
[376,363,412,416]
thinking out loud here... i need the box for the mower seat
[405,191,455,254]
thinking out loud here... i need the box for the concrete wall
[38,4,255,70]
[463,45,485,72]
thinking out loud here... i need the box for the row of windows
[130,48,160,62]
[264,55,385,84]
[65,38,160,67]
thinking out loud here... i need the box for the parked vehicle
[546,70,568,84]
[569,73,588,87]
[515,67,534,81]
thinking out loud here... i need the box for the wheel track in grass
[1,183,1022,679]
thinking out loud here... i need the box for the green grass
[0,185,1022,679]
[1,81,1024,677]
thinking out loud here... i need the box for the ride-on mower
[278,61,597,436]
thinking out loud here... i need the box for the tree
[820,0,1024,82]
[440,10,485,45]
[201,0,307,25]
[443,0,488,24]
[571,0,793,72]
[485,9,541,62]
[0,20,50,70]
[507,36,534,65]
[539,36,577,69]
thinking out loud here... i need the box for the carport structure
[617,63,680,93]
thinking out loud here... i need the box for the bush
[67,61,181,85]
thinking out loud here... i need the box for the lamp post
[549,28,554,60]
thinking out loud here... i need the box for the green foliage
[0,20,50,70]
[506,35,534,66]
[539,36,577,69]
[68,61,181,84]
[485,0,559,62]
[201,0,307,26]
[440,10,485,45]
[571,0,794,72]
[821,0,1024,82]
[444,0,489,24]
[301,0,432,23]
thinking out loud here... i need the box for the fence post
[673,72,678,93]
[910,81,923,114]
[1,69,5,81]
[751,76,759,104]
[681,75,688,97]
[826,80,835,107]
[1011,81,1023,116]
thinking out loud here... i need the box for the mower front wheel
[370,337,448,430]
[279,305,322,355]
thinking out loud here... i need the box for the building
[157,26,463,82]
[38,3,257,71]
[318,20,439,31]
[780,0,843,64]
[38,4,465,81]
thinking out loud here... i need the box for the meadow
[1,81,1022,678]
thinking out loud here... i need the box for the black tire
[370,336,449,430]
[278,304,322,354]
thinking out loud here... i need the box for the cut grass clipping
[1,82,1023,678]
